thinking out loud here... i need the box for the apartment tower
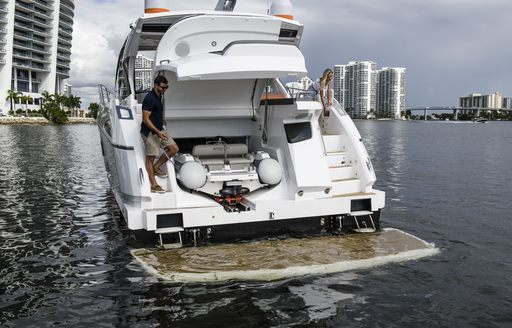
[333,61,377,119]
[0,0,75,113]
[333,65,346,109]
[376,67,406,119]
[134,54,154,91]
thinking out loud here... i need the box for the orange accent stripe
[144,8,170,13]
[275,14,294,20]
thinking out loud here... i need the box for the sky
[69,0,512,109]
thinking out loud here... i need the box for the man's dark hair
[154,76,168,86]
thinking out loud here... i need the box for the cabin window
[284,122,312,143]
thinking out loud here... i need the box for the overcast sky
[69,0,512,108]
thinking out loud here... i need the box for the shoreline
[0,117,96,125]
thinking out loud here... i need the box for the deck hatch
[284,122,312,143]
[157,213,184,229]
[351,199,371,212]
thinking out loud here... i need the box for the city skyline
[69,0,512,109]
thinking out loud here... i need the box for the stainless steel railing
[98,84,113,109]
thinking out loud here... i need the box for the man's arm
[143,110,168,140]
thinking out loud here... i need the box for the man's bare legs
[145,155,158,188]
[153,143,179,172]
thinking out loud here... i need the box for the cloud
[70,0,512,108]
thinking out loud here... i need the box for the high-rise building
[135,54,154,91]
[334,62,406,119]
[502,97,512,109]
[0,0,75,113]
[459,92,502,109]
[64,82,71,97]
[333,65,346,109]
[376,67,406,119]
[333,61,377,119]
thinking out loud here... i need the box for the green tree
[69,95,81,117]
[20,95,32,117]
[87,102,99,119]
[41,90,54,104]
[53,93,66,110]
[42,100,68,124]
[61,95,72,115]
[39,92,68,124]
[6,89,22,115]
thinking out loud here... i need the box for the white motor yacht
[97,0,385,246]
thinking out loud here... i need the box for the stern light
[145,0,170,14]
[270,0,294,20]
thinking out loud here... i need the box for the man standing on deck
[140,76,179,193]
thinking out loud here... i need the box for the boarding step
[329,166,354,181]
[330,178,361,196]
[155,227,184,234]
[156,227,184,247]
[325,151,350,168]
[322,135,346,153]
[349,211,376,233]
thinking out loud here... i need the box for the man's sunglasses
[159,84,169,90]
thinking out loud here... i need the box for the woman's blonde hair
[320,68,333,88]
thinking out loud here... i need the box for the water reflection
[356,121,407,211]
[1,123,512,327]
[0,125,132,325]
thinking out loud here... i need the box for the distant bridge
[407,106,512,120]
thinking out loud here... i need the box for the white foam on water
[131,228,440,283]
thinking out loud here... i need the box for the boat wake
[131,228,439,283]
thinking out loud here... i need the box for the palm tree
[20,95,32,117]
[70,95,81,117]
[60,95,72,115]
[53,93,66,111]
[40,90,54,113]
[41,90,54,104]
[6,89,22,115]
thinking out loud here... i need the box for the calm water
[1,122,511,327]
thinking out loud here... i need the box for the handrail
[286,86,317,101]
[331,98,348,116]
[98,84,113,108]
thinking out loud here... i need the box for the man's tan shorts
[141,131,176,157]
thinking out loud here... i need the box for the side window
[116,59,131,100]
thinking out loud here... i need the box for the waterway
[1,121,511,327]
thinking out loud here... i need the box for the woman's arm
[320,86,327,109]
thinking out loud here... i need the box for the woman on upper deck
[319,68,333,117]
[310,69,334,116]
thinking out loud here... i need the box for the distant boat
[472,118,487,123]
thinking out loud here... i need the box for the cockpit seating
[192,143,254,171]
